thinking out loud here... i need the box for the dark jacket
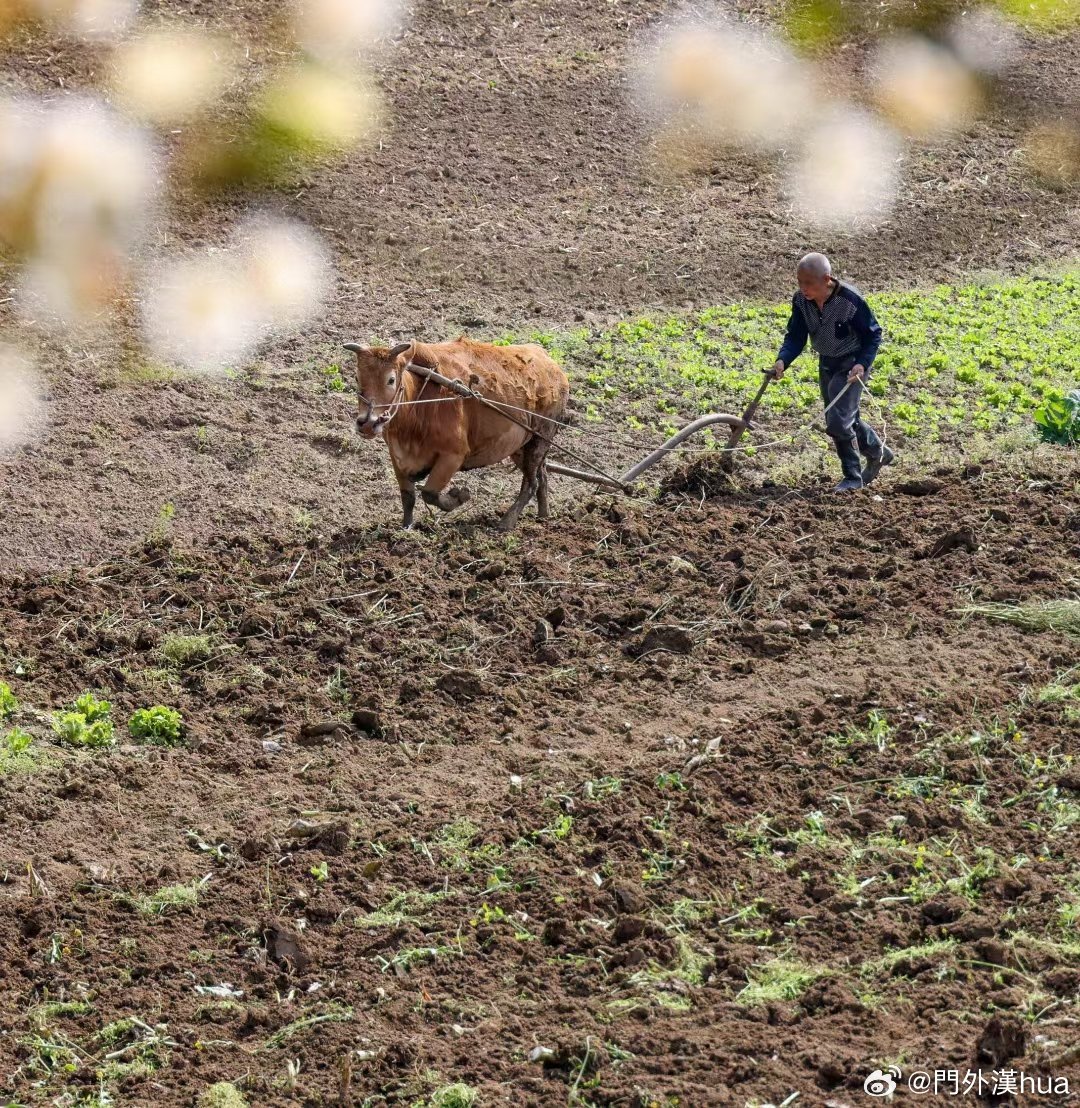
[777,280,882,371]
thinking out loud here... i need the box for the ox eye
[388,376,396,386]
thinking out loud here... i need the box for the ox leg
[397,477,417,529]
[420,453,472,513]
[498,436,546,531]
[536,464,550,521]
[390,461,418,529]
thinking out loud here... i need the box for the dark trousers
[819,355,882,480]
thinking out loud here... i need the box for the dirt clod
[436,669,486,702]
[628,625,694,657]
[659,455,737,500]
[542,918,569,946]
[262,923,308,974]
[612,886,646,915]
[976,1016,1028,1066]
[351,707,383,736]
[613,916,646,944]
[544,606,566,631]
[918,528,978,559]
[298,720,349,745]
[920,896,968,924]
[897,478,946,496]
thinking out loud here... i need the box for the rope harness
[401,360,630,490]
[360,361,887,490]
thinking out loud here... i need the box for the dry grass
[959,600,1080,636]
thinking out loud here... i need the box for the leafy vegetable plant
[0,681,17,720]
[53,692,115,748]
[513,273,1080,453]
[129,706,184,746]
[1034,388,1080,445]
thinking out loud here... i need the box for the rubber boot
[832,435,864,492]
[861,445,895,486]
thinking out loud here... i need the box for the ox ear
[388,341,413,362]
[342,342,368,354]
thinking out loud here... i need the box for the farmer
[772,252,894,492]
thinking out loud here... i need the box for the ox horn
[342,342,368,354]
[388,341,413,360]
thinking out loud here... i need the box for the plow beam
[619,413,745,485]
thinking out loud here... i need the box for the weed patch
[132,877,208,917]
[200,1083,249,1108]
[356,889,449,929]
[736,958,825,1005]
[259,1003,353,1050]
[160,633,213,668]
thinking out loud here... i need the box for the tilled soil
[2,460,1079,1105]
[3,1,1080,1104]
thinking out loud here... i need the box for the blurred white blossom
[0,99,38,246]
[642,17,818,153]
[25,99,155,256]
[0,345,45,452]
[18,249,128,327]
[257,64,379,154]
[236,217,331,332]
[0,97,155,325]
[291,0,404,61]
[111,29,233,125]
[873,35,981,136]
[142,218,331,371]
[787,108,900,230]
[142,254,263,372]
[949,7,1020,74]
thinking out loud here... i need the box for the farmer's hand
[771,360,785,380]
[848,363,866,382]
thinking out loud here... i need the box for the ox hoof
[447,484,472,507]
[421,485,471,512]
[496,514,519,533]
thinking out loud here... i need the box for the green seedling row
[510,273,1080,447]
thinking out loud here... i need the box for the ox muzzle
[356,400,390,439]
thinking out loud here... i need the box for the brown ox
[345,337,570,531]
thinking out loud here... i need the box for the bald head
[796,252,835,304]
[797,252,832,279]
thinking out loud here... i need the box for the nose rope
[358,373,408,430]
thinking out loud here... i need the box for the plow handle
[725,369,775,452]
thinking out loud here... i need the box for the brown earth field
[4,1,1080,1107]
[2,461,1080,1108]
